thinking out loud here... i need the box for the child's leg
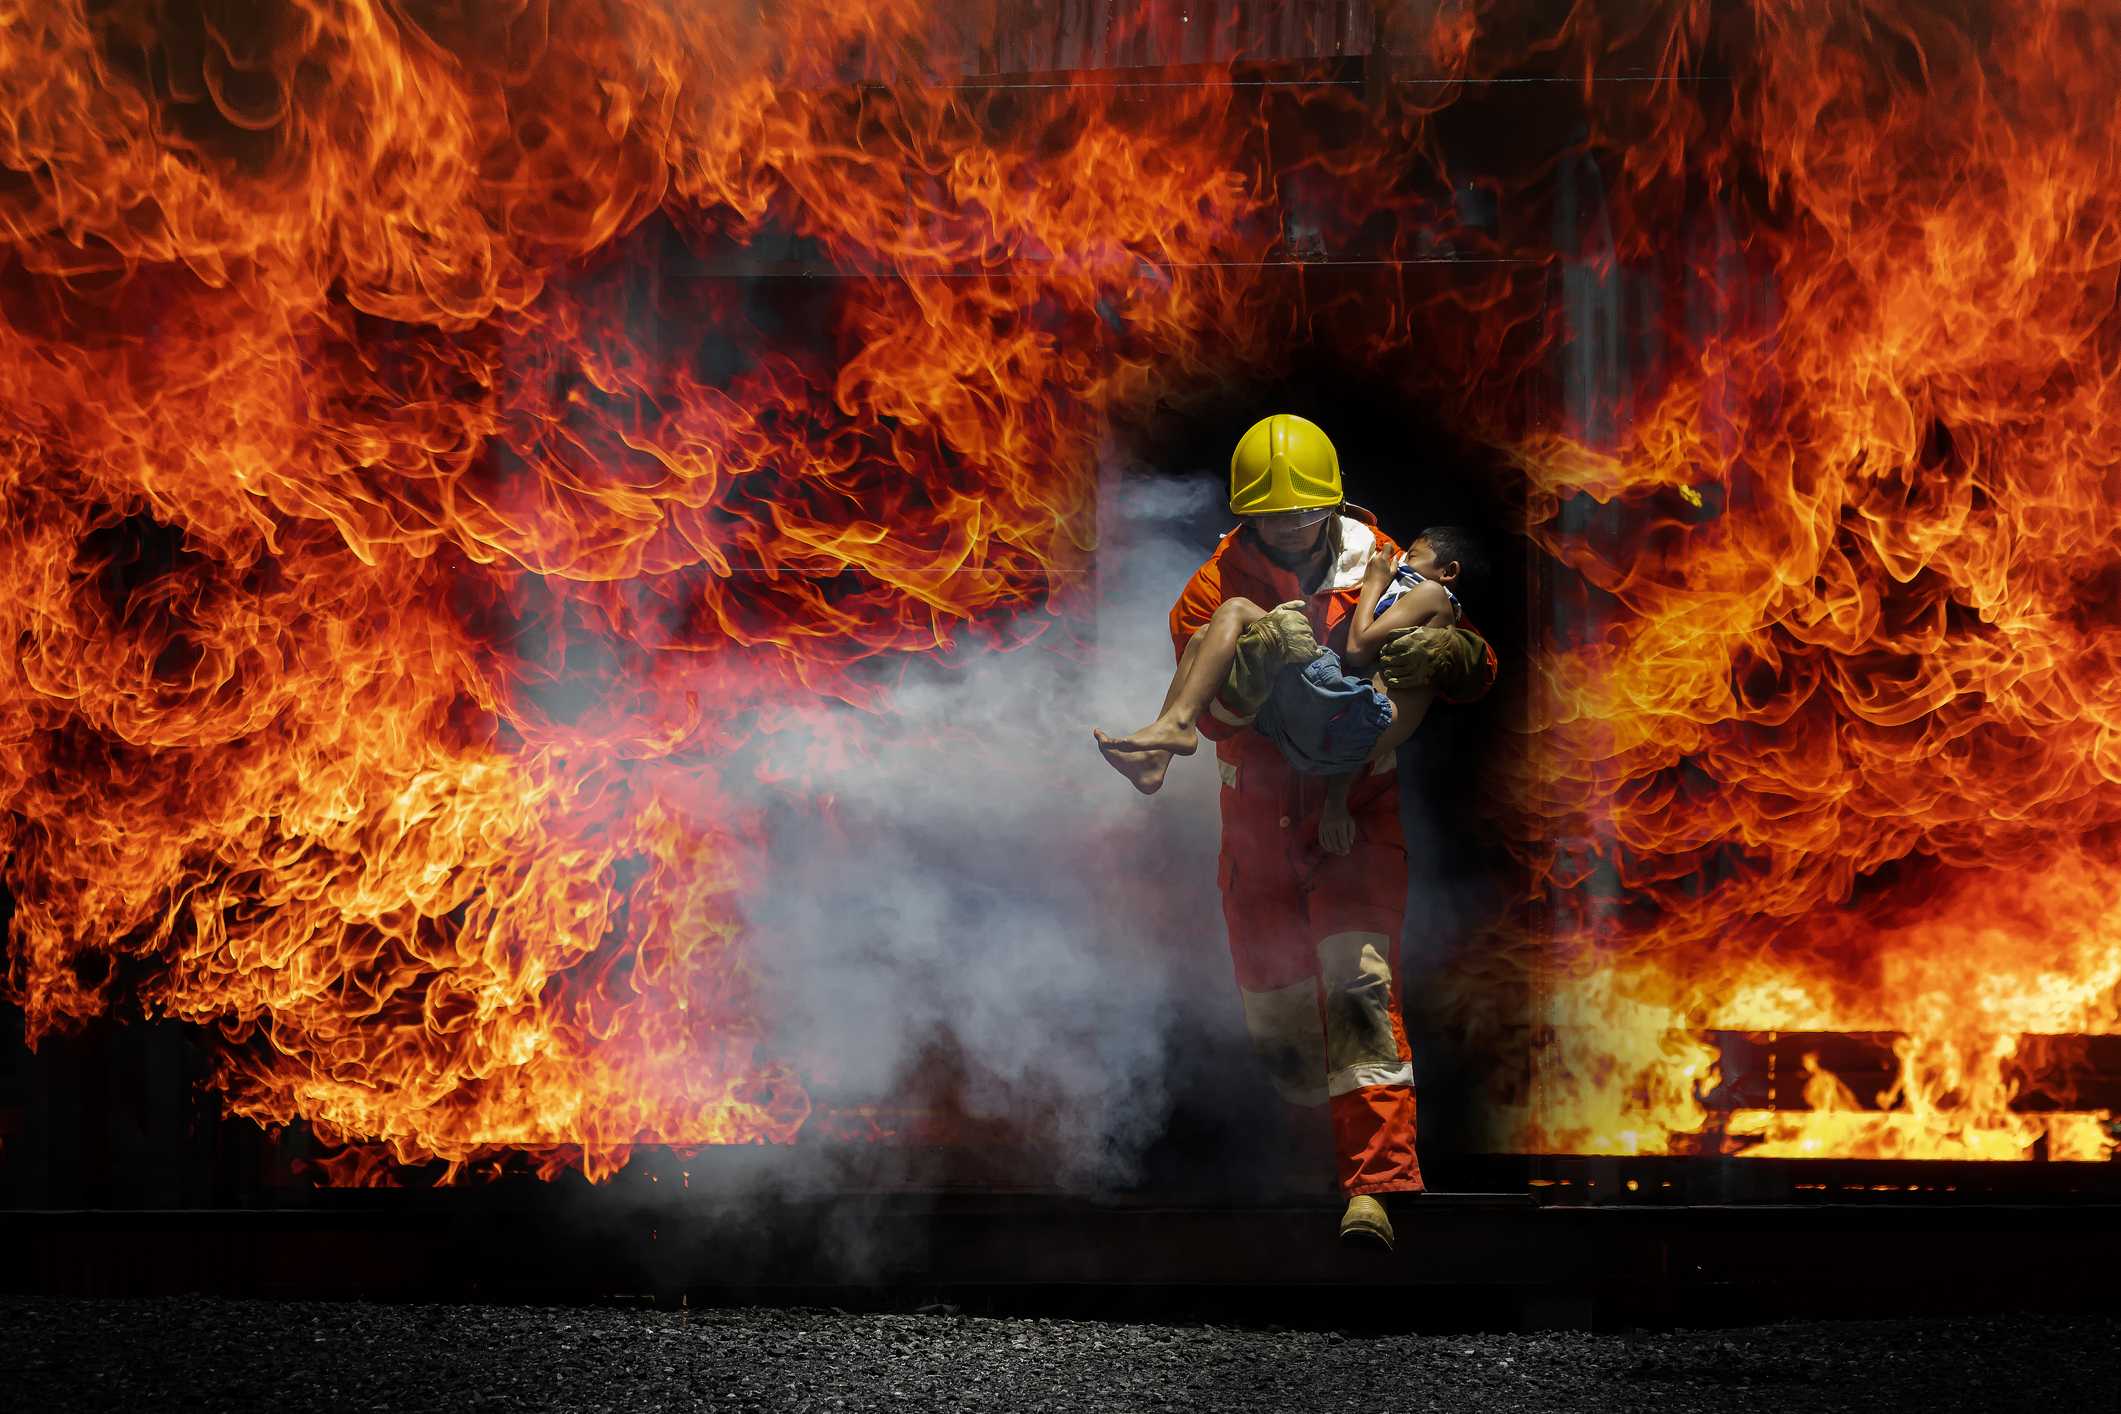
[1365,678,1437,763]
[1096,597,1271,759]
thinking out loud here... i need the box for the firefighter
[1164,414,1496,1251]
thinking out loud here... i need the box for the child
[1095,527,1481,853]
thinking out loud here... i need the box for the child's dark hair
[1418,526,1488,594]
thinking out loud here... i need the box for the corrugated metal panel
[802,2,1376,85]
[982,2,1373,74]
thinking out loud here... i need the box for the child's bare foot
[1094,717,1199,758]
[1094,735,1173,795]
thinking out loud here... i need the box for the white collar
[1324,517,1376,592]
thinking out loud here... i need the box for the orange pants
[1215,743,1422,1196]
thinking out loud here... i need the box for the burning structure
[3,0,2120,1211]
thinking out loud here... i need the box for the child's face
[1402,536,1456,583]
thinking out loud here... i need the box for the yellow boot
[1338,1195,1394,1253]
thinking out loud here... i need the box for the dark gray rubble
[3,1295,2114,1413]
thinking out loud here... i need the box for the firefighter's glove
[1222,602,1319,718]
[1378,624,1490,699]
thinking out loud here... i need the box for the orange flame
[7,0,2118,1179]
[1484,0,2121,1161]
[0,0,1317,1180]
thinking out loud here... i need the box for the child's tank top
[1372,562,1461,624]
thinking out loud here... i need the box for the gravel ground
[3,1295,2115,1413]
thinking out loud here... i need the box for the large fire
[1486,0,2121,1163]
[2,0,2115,1178]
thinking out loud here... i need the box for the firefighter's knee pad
[1316,931,1412,1095]
[1239,979,1329,1107]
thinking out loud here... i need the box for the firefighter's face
[1251,513,1331,556]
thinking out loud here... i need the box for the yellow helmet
[1229,414,1342,518]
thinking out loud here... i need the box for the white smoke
[742,470,1239,1191]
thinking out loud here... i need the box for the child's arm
[1318,771,1357,856]
[1347,544,1399,656]
[1346,578,1454,668]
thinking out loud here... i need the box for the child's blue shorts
[1252,649,1392,775]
